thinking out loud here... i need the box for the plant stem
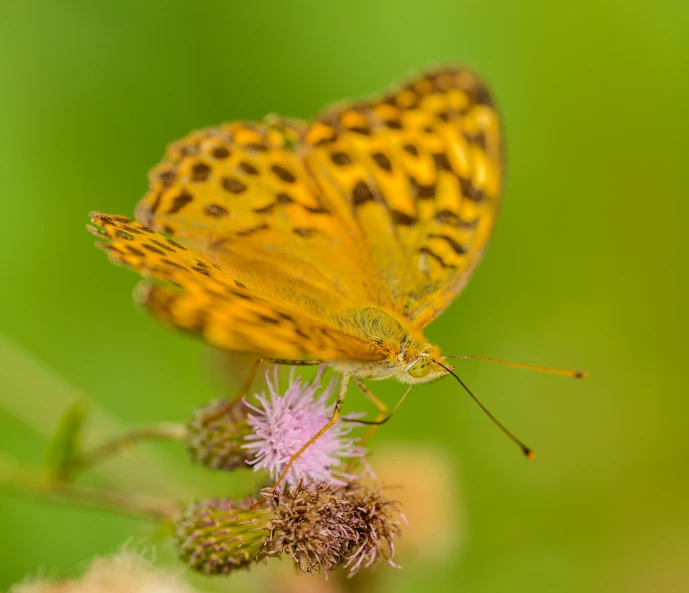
[0,335,201,498]
[73,422,187,473]
[0,456,180,521]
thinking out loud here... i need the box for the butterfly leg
[273,373,351,489]
[345,380,412,478]
[202,357,322,424]
[348,379,412,428]
[352,376,387,439]
[341,378,388,473]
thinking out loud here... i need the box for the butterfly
[88,67,582,475]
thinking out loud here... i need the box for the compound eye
[408,357,431,378]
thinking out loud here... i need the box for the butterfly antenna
[434,359,535,459]
[444,355,587,379]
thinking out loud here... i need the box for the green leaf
[45,395,89,480]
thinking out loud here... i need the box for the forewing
[135,120,394,317]
[302,67,503,328]
[88,213,385,362]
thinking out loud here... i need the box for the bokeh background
[1,1,688,592]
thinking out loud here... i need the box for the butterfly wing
[302,67,503,328]
[88,212,385,361]
[89,67,501,360]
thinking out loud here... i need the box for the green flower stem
[0,455,180,521]
[0,335,198,498]
[72,422,187,474]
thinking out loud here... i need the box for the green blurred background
[1,1,688,591]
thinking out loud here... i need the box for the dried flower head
[186,399,253,470]
[263,480,403,576]
[243,368,364,485]
[174,498,272,575]
[263,481,354,573]
[362,444,461,563]
[342,482,404,575]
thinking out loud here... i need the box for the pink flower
[243,368,365,486]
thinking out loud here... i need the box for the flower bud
[174,498,271,574]
[185,399,252,470]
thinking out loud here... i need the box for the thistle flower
[185,399,253,470]
[243,368,365,486]
[264,480,403,576]
[174,498,272,575]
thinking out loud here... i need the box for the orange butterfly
[89,68,584,480]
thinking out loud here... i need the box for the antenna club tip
[574,370,588,379]
[525,449,536,460]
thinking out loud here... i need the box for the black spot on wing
[463,130,487,151]
[253,202,276,214]
[292,227,319,238]
[391,209,417,226]
[204,204,229,218]
[435,210,478,229]
[158,169,177,188]
[258,314,281,325]
[167,190,193,214]
[151,239,175,252]
[126,245,145,257]
[418,247,456,269]
[271,165,296,183]
[148,192,162,217]
[212,146,230,159]
[191,162,211,182]
[403,143,419,157]
[348,125,371,136]
[471,83,494,107]
[428,234,467,255]
[371,151,392,172]
[160,258,185,269]
[167,237,187,250]
[432,152,452,172]
[142,243,166,255]
[236,223,269,237]
[459,177,484,202]
[239,161,259,175]
[221,177,248,194]
[330,151,353,166]
[411,178,436,200]
[352,180,375,206]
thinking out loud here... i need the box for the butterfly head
[399,345,452,385]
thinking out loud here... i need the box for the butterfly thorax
[332,308,445,384]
